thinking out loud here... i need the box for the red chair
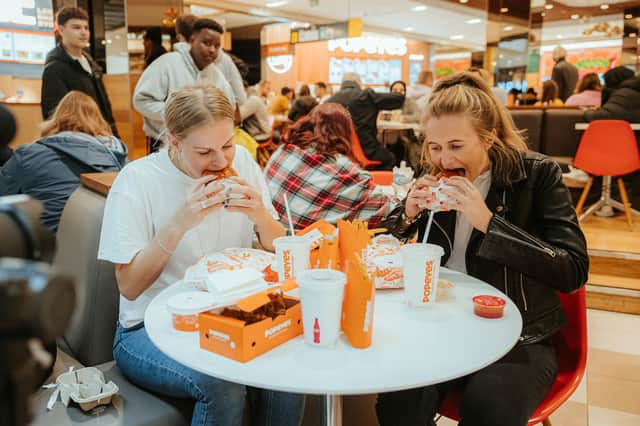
[350,127,383,170]
[438,287,587,426]
[370,171,393,186]
[573,120,640,229]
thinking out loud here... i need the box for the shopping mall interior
[1,0,640,425]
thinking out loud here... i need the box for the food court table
[145,267,522,426]
[575,122,640,131]
[377,120,421,131]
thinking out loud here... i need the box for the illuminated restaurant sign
[328,36,407,56]
[290,18,362,44]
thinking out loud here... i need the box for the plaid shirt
[265,144,393,231]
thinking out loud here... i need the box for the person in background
[0,104,16,166]
[585,67,640,122]
[42,7,119,137]
[407,70,433,111]
[265,103,393,230]
[99,86,304,426]
[565,72,602,107]
[134,18,235,153]
[315,81,331,103]
[298,84,311,97]
[174,14,246,107]
[240,80,271,141]
[257,80,272,105]
[376,72,588,426]
[506,88,521,107]
[389,81,420,123]
[535,80,564,106]
[269,87,294,116]
[1,91,127,234]
[468,67,507,105]
[288,88,319,122]
[328,72,404,170]
[551,46,579,102]
[521,87,539,105]
[142,27,166,69]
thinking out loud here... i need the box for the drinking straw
[421,210,435,244]
[282,193,295,236]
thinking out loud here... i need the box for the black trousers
[376,341,558,426]
[368,145,396,171]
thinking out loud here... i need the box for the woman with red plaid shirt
[265,103,394,231]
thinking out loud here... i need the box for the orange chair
[438,287,588,426]
[370,171,393,186]
[573,120,640,228]
[350,127,383,170]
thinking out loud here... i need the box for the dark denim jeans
[113,323,305,426]
[376,341,558,426]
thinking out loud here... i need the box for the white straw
[283,193,295,236]
[422,210,435,244]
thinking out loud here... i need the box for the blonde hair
[41,91,113,137]
[422,72,528,186]
[164,85,234,141]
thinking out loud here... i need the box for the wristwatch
[400,211,418,226]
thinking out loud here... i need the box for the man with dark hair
[41,7,118,136]
[134,17,235,153]
[315,81,331,103]
[143,27,167,68]
[174,14,246,107]
[269,87,294,115]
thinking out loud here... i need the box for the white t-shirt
[445,170,492,274]
[98,146,278,328]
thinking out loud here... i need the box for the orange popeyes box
[198,280,302,363]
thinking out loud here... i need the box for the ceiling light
[600,4,609,10]
[404,26,414,31]
[266,1,287,7]
[411,5,427,12]
[450,34,464,40]
[466,18,482,24]
[459,0,469,4]
[544,3,553,10]
[625,14,633,19]
[541,12,546,17]
[556,34,563,39]
[571,14,580,19]
[630,33,637,38]
[500,7,509,13]
[504,26,513,31]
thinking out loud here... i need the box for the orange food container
[472,295,506,319]
[198,281,302,362]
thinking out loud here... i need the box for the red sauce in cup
[472,295,506,319]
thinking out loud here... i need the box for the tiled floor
[437,309,640,426]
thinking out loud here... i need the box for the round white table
[145,267,522,426]
[376,121,421,131]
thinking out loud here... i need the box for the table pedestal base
[321,394,342,426]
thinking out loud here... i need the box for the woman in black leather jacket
[376,72,589,426]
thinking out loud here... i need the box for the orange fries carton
[341,258,375,349]
[199,281,301,362]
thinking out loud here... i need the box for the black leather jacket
[382,152,589,344]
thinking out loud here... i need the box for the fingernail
[431,192,436,196]
[439,201,444,205]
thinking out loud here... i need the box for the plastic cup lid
[400,243,444,257]
[298,269,346,288]
[472,295,506,307]
[167,291,216,315]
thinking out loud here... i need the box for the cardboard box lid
[235,279,298,312]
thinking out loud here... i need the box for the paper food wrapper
[366,235,403,289]
[341,259,375,349]
[185,248,275,287]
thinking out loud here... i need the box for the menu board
[329,57,402,85]
[0,0,55,76]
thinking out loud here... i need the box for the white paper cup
[273,236,311,281]
[400,243,445,308]
[297,269,346,347]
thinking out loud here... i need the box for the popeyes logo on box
[423,260,434,303]
[282,249,293,279]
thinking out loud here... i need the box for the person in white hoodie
[174,14,246,107]
[406,70,433,112]
[133,18,235,153]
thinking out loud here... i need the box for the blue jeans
[113,323,305,426]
